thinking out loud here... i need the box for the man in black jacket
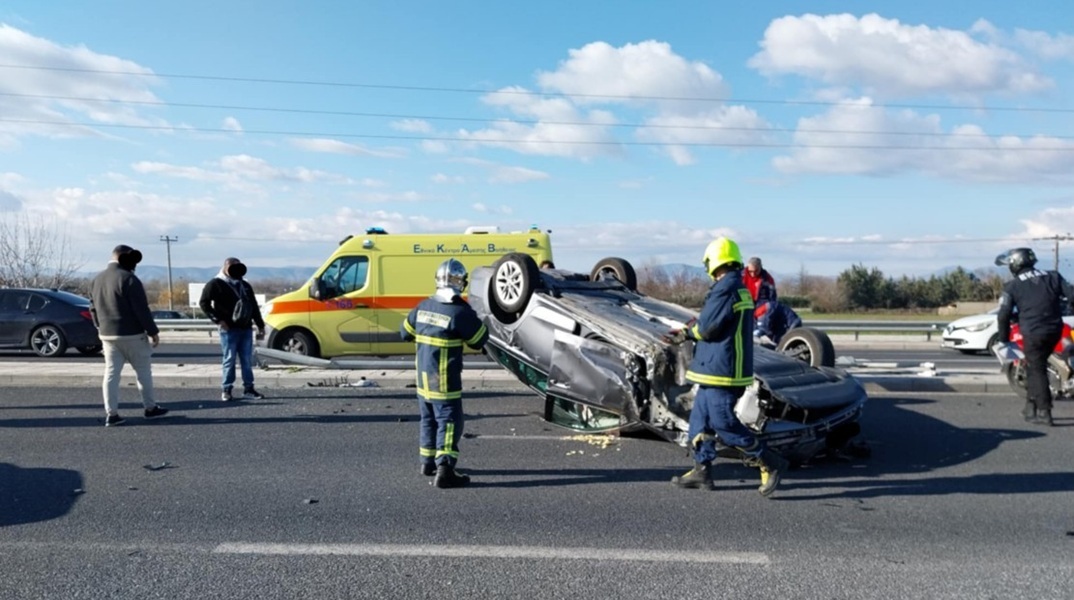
[89,244,170,426]
[996,247,1073,426]
[199,257,266,401]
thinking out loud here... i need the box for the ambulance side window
[321,256,369,298]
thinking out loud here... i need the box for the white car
[942,308,1074,354]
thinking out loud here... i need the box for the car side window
[27,294,47,311]
[0,291,30,311]
[320,256,369,298]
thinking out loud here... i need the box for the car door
[312,255,374,355]
[0,290,33,345]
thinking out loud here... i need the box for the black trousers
[1023,331,1062,411]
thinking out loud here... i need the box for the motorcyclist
[995,247,1073,426]
[665,237,789,497]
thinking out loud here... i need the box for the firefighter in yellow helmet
[667,237,789,497]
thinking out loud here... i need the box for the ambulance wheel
[276,329,319,358]
[490,252,539,321]
[590,257,637,291]
[775,327,836,368]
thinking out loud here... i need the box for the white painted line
[213,542,768,565]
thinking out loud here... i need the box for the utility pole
[160,235,178,310]
[1033,234,1074,271]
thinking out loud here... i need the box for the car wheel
[77,345,103,356]
[30,325,68,357]
[490,252,540,318]
[1004,364,1029,399]
[590,257,637,291]
[775,327,836,368]
[982,333,1000,356]
[275,329,320,358]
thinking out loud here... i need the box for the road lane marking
[213,542,768,565]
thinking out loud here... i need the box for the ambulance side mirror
[309,279,326,300]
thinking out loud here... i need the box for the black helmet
[995,247,1037,274]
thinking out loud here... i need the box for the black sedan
[0,288,101,357]
[468,253,868,465]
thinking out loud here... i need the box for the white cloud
[353,191,426,203]
[391,119,433,133]
[536,40,728,107]
[1014,29,1074,61]
[772,98,1074,182]
[635,105,772,165]
[457,87,620,159]
[748,13,1051,97]
[432,173,466,184]
[472,203,513,215]
[1017,205,1074,238]
[488,165,550,184]
[289,137,405,158]
[222,116,243,133]
[0,172,25,187]
[133,154,354,187]
[0,24,169,144]
[359,178,388,187]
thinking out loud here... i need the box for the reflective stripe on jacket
[686,271,755,387]
[401,295,488,400]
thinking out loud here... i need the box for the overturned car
[468,253,868,465]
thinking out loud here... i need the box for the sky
[2,1,1074,279]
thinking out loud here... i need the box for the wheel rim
[283,336,307,354]
[494,261,524,304]
[783,340,811,363]
[31,327,62,356]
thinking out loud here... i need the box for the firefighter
[665,237,789,497]
[995,247,1073,426]
[401,258,489,488]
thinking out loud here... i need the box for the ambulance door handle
[352,302,369,308]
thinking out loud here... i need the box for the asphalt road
[1,386,1072,599]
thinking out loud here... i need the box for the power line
[2,63,1073,114]
[3,91,1071,141]
[3,117,1074,151]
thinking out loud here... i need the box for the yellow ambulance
[261,225,553,358]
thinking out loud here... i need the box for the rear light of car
[80,310,93,321]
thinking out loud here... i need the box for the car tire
[590,257,637,291]
[30,325,68,357]
[77,345,103,356]
[489,252,540,320]
[775,327,836,368]
[275,329,320,358]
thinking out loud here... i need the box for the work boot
[420,461,436,477]
[756,449,790,498]
[433,465,470,489]
[671,461,714,490]
[1022,401,1036,422]
[1030,409,1054,426]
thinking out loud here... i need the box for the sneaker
[105,414,125,427]
[144,406,169,419]
[221,388,234,402]
[243,387,265,400]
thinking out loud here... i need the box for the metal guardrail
[156,318,948,341]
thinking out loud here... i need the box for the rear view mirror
[309,279,326,300]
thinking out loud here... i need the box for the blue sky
[2,1,1073,279]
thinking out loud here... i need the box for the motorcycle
[995,322,1074,398]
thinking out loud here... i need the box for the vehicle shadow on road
[775,395,1067,500]
[0,463,83,527]
[461,467,679,488]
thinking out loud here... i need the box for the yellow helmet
[701,237,743,276]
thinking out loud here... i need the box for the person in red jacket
[742,256,776,301]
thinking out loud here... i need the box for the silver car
[468,253,869,465]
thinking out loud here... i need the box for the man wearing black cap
[89,244,169,427]
[199,257,266,401]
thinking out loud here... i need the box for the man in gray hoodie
[89,244,169,427]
